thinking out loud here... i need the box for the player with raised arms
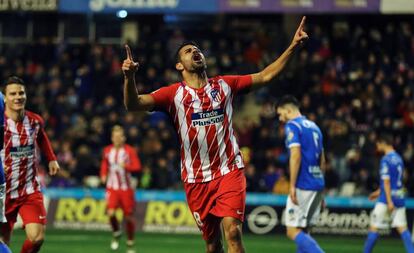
[122,17,309,253]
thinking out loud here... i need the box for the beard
[190,61,207,73]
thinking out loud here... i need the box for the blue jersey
[285,116,325,191]
[378,151,405,207]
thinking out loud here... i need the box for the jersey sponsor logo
[191,108,224,127]
[10,144,35,158]
[287,131,294,141]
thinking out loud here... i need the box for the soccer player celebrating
[1,76,60,253]
[363,134,414,253]
[276,95,325,253]
[0,91,11,253]
[122,16,309,253]
[100,125,141,253]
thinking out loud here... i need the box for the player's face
[375,141,385,153]
[277,107,289,123]
[176,45,206,73]
[112,130,126,147]
[5,84,26,111]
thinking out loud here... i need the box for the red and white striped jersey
[1,111,56,199]
[100,144,141,190]
[150,75,252,183]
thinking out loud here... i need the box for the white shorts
[284,189,323,228]
[0,183,6,223]
[370,202,407,229]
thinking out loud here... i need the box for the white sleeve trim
[288,143,301,148]
[381,175,390,180]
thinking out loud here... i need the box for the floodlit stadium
[0,0,413,253]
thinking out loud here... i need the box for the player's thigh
[18,193,47,226]
[307,191,323,226]
[120,190,135,216]
[212,169,246,221]
[25,223,45,242]
[106,189,121,212]
[370,202,389,229]
[391,207,407,228]
[285,190,316,228]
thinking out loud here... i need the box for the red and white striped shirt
[150,75,252,183]
[1,111,56,199]
[100,144,141,190]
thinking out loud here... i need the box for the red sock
[21,239,42,253]
[110,216,120,233]
[126,219,135,241]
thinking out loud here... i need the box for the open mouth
[192,54,202,63]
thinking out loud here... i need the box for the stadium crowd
[0,15,413,197]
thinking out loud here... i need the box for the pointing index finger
[299,16,306,30]
[125,44,133,60]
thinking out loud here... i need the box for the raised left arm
[251,16,308,89]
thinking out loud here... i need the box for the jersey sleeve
[125,145,141,172]
[222,75,253,94]
[149,84,176,111]
[285,122,301,149]
[36,116,57,162]
[380,159,390,180]
[100,148,109,180]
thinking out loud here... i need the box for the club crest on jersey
[191,108,224,127]
[210,89,221,102]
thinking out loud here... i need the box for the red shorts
[184,169,246,241]
[5,191,47,227]
[106,188,135,216]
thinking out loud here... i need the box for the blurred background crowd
[1,14,413,197]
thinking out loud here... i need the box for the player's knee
[286,228,299,240]
[108,209,116,217]
[224,223,242,243]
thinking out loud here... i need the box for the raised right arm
[122,45,155,112]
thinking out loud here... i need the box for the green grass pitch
[8,229,406,253]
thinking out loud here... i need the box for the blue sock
[294,231,324,253]
[364,231,379,253]
[401,230,414,253]
[0,242,11,253]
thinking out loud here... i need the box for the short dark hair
[5,76,25,86]
[175,41,199,63]
[276,95,300,109]
[377,133,394,146]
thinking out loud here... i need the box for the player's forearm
[384,180,393,205]
[123,76,141,111]
[289,155,301,188]
[252,43,296,85]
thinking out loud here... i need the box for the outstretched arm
[122,45,155,111]
[251,16,308,89]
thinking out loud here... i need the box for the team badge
[288,131,294,141]
[210,89,221,102]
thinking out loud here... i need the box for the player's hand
[48,160,60,176]
[368,191,379,201]
[291,16,309,47]
[122,44,139,79]
[387,202,395,213]
[290,186,298,205]
[101,176,107,185]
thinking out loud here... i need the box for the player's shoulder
[26,111,44,124]
[123,144,135,151]
[286,119,302,132]
[103,144,113,152]
[386,152,403,164]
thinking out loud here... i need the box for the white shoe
[110,239,119,250]
[126,240,135,253]
[110,231,122,250]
